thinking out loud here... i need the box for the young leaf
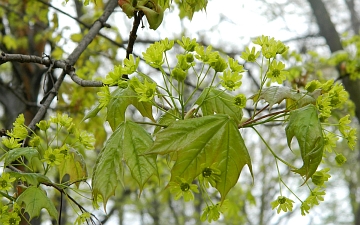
[251,86,319,109]
[8,172,51,186]
[2,147,39,168]
[107,87,155,130]
[58,148,87,187]
[82,103,102,121]
[16,186,58,222]
[153,109,180,134]
[195,87,243,124]
[148,114,252,202]
[285,104,324,182]
[92,121,157,208]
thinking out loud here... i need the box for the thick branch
[0,53,103,87]
[26,0,118,133]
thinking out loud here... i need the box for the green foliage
[1,33,358,223]
[92,121,157,207]
[286,104,324,182]
[1,1,359,222]
[16,186,58,222]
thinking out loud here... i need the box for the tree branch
[25,0,118,133]
[0,52,103,87]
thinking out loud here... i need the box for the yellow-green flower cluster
[339,115,357,150]
[168,177,199,202]
[131,78,157,102]
[307,80,351,122]
[300,187,325,216]
[1,114,27,149]
[97,86,111,109]
[311,168,331,186]
[219,58,245,91]
[241,46,260,62]
[42,147,64,167]
[253,35,288,59]
[143,41,166,68]
[271,196,294,214]
[0,173,16,191]
[103,54,139,86]
[199,163,221,188]
[0,211,21,225]
[266,60,289,84]
[233,94,247,108]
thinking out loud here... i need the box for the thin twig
[123,11,144,79]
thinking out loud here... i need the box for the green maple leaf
[92,121,157,208]
[147,114,252,202]
[286,104,324,182]
[8,172,51,186]
[58,148,87,187]
[107,87,155,130]
[1,147,39,169]
[16,186,58,222]
[196,87,243,124]
[251,86,319,109]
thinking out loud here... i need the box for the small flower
[201,204,221,222]
[311,168,331,186]
[335,154,347,166]
[271,196,295,214]
[36,120,50,131]
[305,187,326,208]
[29,135,41,147]
[58,113,73,128]
[171,67,187,82]
[305,80,322,93]
[103,65,123,86]
[266,60,288,84]
[316,94,332,121]
[0,173,16,191]
[328,84,349,108]
[228,57,245,72]
[160,38,174,51]
[2,137,21,149]
[168,177,199,202]
[300,202,311,216]
[97,86,111,109]
[346,127,357,150]
[134,79,157,102]
[241,47,260,62]
[78,131,95,150]
[323,132,338,153]
[123,54,140,74]
[142,41,165,68]
[42,148,64,166]
[59,145,70,158]
[195,45,219,64]
[177,36,197,52]
[176,54,192,71]
[0,212,21,225]
[233,94,247,108]
[253,35,269,47]
[210,56,227,73]
[199,163,221,188]
[339,115,351,136]
[219,70,243,91]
